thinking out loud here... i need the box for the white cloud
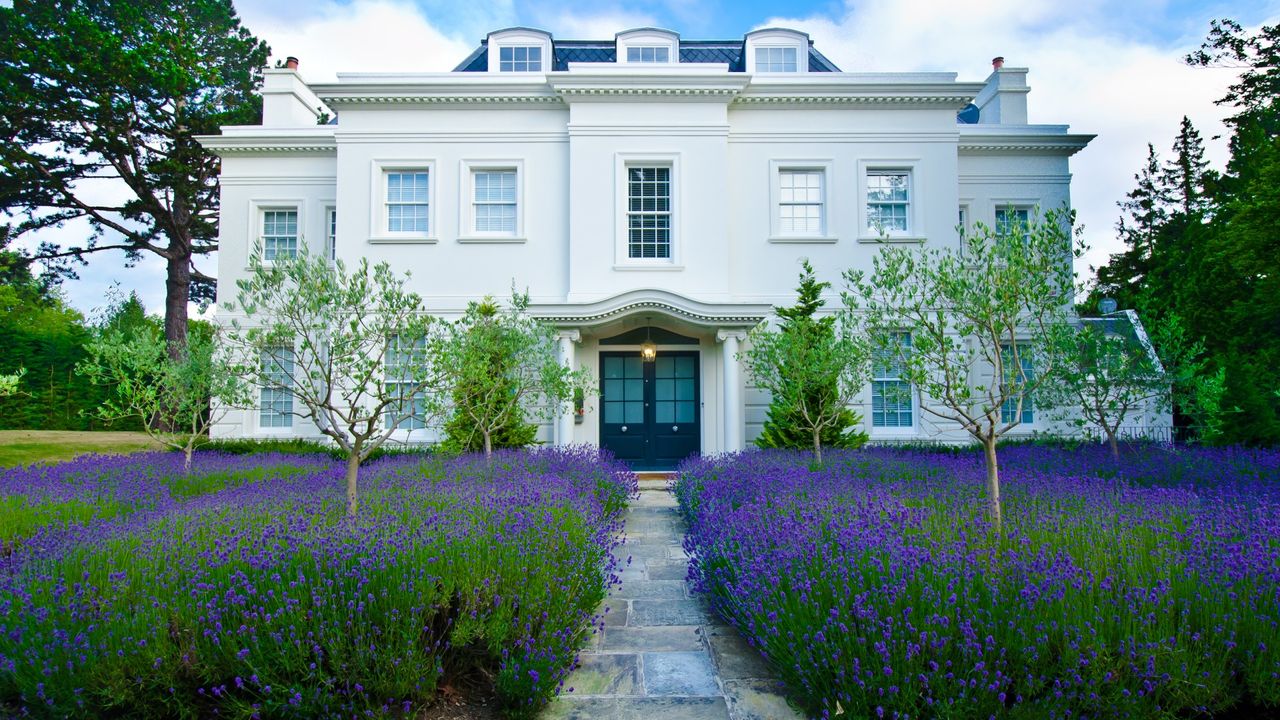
[763,0,1247,290]
[238,0,477,80]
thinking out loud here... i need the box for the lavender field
[0,448,634,718]
[677,446,1280,720]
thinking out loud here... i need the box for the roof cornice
[315,76,561,106]
[196,131,336,156]
[958,132,1095,156]
[735,78,985,107]
[530,289,769,328]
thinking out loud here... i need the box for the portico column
[717,330,747,452]
[556,330,581,446]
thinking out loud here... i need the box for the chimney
[262,59,330,127]
[992,56,1004,70]
[285,56,300,70]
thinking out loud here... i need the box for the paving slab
[706,628,775,681]
[602,625,706,652]
[723,679,805,720]
[563,654,641,696]
[614,697,731,720]
[643,651,721,696]
[631,598,713,626]
[613,579,686,599]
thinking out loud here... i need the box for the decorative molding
[731,132,958,143]
[531,289,769,328]
[716,329,749,343]
[734,93,976,106]
[321,94,564,106]
[958,134,1094,156]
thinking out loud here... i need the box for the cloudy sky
[19,0,1278,317]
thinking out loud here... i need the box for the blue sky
[18,0,1280,317]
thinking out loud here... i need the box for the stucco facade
[200,27,1169,465]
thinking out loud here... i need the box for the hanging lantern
[640,320,657,362]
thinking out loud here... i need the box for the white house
[201,27,1169,468]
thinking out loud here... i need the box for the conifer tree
[752,260,868,454]
[1163,116,1213,217]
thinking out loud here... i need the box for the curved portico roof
[529,289,769,329]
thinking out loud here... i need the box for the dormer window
[755,47,798,73]
[499,46,542,72]
[485,28,553,74]
[744,28,809,75]
[616,28,679,66]
[627,46,670,63]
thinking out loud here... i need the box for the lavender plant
[0,447,634,718]
[677,446,1280,719]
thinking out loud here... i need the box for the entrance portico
[533,290,767,468]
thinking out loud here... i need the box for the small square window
[755,47,798,73]
[386,171,429,234]
[499,45,542,72]
[867,171,911,235]
[779,169,824,235]
[262,210,298,261]
[996,207,1032,242]
[473,170,517,234]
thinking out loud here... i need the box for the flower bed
[0,447,634,718]
[676,445,1280,719]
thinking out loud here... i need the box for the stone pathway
[542,475,803,720]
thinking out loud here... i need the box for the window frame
[369,160,436,243]
[870,332,916,434]
[257,346,295,432]
[458,159,525,243]
[498,44,543,72]
[324,205,337,261]
[384,335,429,433]
[994,204,1036,244]
[616,29,679,66]
[1000,344,1036,426]
[246,200,304,267]
[754,46,800,73]
[626,46,671,63]
[858,160,924,243]
[614,153,681,269]
[769,160,835,242]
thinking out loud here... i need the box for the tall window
[472,170,517,234]
[778,169,824,235]
[1001,346,1035,424]
[755,46,798,72]
[262,210,298,261]
[260,348,293,428]
[386,171,429,233]
[627,46,670,63]
[499,46,542,72]
[866,171,911,235]
[385,336,427,430]
[627,166,671,259]
[996,207,1031,242]
[872,333,912,429]
[326,208,337,261]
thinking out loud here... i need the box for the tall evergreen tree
[753,260,868,453]
[1163,116,1214,217]
[1094,144,1171,310]
[0,0,269,354]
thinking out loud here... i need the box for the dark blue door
[600,352,700,470]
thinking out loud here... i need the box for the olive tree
[78,327,250,470]
[844,207,1080,526]
[224,249,443,515]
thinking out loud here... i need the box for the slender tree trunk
[164,251,191,357]
[483,430,492,459]
[345,452,360,516]
[183,444,193,473]
[1107,429,1120,460]
[812,426,822,466]
[982,437,1002,528]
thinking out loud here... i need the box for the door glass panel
[604,357,624,379]
[676,402,695,423]
[624,379,644,400]
[656,401,674,423]
[655,356,673,377]
[604,379,623,400]
[604,403,623,424]
[656,379,674,401]
[675,379,694,401]
[675,356,695,378]
[624,402,644,423]
[624,356,642,377]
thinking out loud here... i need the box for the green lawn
[0,430,161,467]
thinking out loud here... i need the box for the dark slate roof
[453,39,840,72]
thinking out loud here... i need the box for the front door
[600,352,700,470]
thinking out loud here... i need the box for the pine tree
[1094,144,1172,311]
[754,260,867,451]
[1163,116,1213,217]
